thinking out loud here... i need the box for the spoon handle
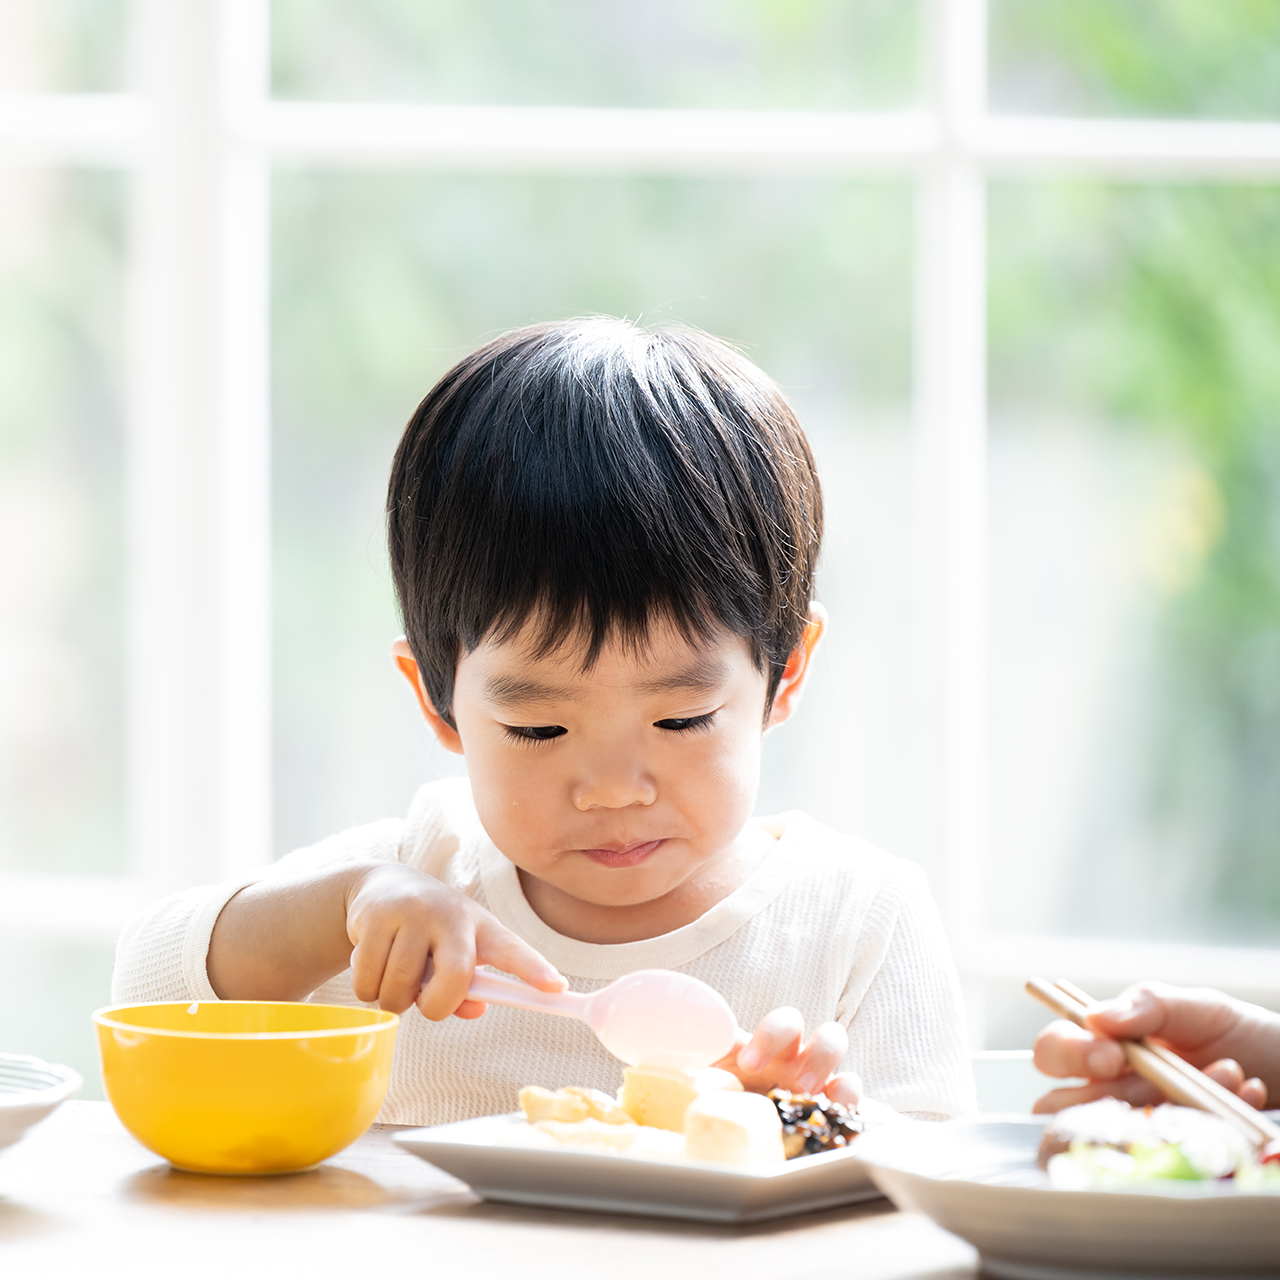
[466,968,589,1019]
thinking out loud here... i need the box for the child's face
[394,611,821,918]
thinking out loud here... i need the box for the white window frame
[2,0,1279,1018]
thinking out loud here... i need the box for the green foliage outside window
[991,3,1280,939]
[990,0,1280,118]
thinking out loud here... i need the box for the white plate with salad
[856,1107,1280,1280]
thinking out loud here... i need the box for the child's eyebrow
[484,676,576,705]
[632,658,729,697]
[483,658,729,707]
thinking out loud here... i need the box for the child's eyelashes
[501,724,567,746]
[654,712,717,734]
[500,713,717,744]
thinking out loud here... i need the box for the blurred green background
[0,169,125,882]
[989,0,1280,119]
[1,2,1279,1093]
[270,0,923,109]
[987,181,1280,946]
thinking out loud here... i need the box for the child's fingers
[474,918,565,993]
[349,927,396,1005]
[825,1071,862,1109]
[416,934,478,1021]
[737,1006,805,1074]
[712,1029,753,1075]
[791,1021,849,1095]
[378,926,433,1013]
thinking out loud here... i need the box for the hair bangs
[388,318,822,725]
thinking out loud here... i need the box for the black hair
[387,317,823,725]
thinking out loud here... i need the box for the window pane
[0,939,113,1099]
[270,0,922,110]
[990,0,1280,120]
[271,173,920,863]
[0,0,128,93]
[987,181,1280,946]
[0,168,126,877]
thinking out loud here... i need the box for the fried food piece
[562,1085,632,1124]
[519,1083,635,1125]
[519,1085,590,1123]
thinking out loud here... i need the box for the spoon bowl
[464,967,740,1069]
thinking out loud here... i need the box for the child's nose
[570,755,658,811]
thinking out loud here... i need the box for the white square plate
[856,1115,1280,1279]
[394,1111,884,1223]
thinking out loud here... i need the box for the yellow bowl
[93,1001,399,1175]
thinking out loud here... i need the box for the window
[3,0,1278,1090]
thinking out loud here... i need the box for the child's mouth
[580,839,664,868]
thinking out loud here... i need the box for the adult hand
[716,1006,862,1108]
[1032,982,1276,1114]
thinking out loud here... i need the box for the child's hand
[345,863,565,1021]
[716,1006,862,1109]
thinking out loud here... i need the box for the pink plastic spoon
[458,967,740,1069]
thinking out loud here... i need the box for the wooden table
[1,1103,979,1279]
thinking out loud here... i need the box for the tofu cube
[617,1064,742,1133]
[684,1091,785,1166]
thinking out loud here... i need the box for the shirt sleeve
[110,818,405,1005]
[839,864,976,1120]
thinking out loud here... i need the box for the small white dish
[0,1052,83,1153]
[856,1114,1280,1279]
[394,1111,885,1222]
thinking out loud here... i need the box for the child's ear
[391,637,464,755]
[766,603,826,729]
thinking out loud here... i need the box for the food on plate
[514,1069,867,1168]
[518,1084,631,1125]
[616,1064,742,1132]
[564,1085,633,1124]
[1038,1097,1280,1189]
[684,1090,785,1165]
[767,1088,865,1158]
[533,1117,684,1157]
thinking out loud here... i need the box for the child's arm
[207,860,565,1018]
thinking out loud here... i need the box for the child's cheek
[463,739,553,858]
[470,782,544,866]
[688,726,762,834]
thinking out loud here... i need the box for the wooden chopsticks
[1026,975,1280,1150]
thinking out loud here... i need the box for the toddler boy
[114,318,974,1124]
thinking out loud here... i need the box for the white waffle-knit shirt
[113,778,975,1124]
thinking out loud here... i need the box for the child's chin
[568,871,676,909]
